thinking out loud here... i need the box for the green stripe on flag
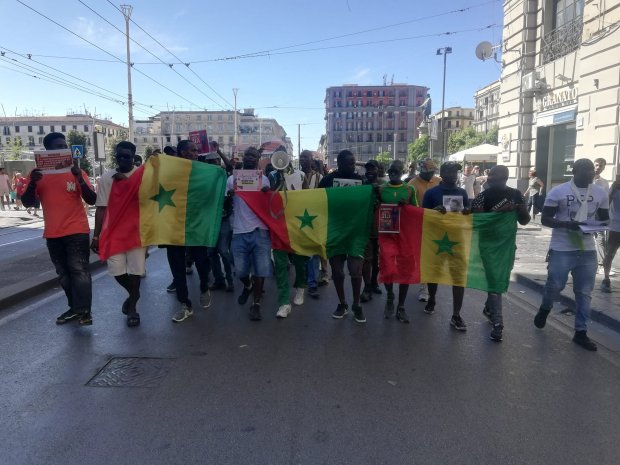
[466,212,518,293]
[184,162,226,246]
[325,184,374,258]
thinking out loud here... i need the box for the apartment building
[428,106,476,158]
[324,83,429,163]
[473,80,501,133]
[498,0,620,189]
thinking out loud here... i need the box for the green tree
[66,130,93,176]
[144,145,155,161]
[375,151,392,167]
[105,130,128,169]
[408,135,429,163]
[447,125,500,156]
[9,137,23,160]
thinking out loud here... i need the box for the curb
[0,257,106,310]
[513,272,620,334]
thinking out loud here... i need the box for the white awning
[448,143,500,163]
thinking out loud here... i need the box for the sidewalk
[513,219,620,333]
[0,208,103,309]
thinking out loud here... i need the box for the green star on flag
[296,209,318,230]
[150,184,176,212]
[433,232,459,255]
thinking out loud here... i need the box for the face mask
[420,171,434,181]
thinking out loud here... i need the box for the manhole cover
[87,357,171,388]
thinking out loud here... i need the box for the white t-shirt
[460,174,476,199]
[95,167,138,207]
[226,175,270,234]
[594,175,609,192]
[544,181,609,251]
[609,189,620,232]
[283,169,305,191]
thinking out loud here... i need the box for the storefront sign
[537,86,578,112]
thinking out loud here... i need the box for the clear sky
[1,0,504,155]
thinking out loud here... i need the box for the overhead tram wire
[15,0,203,111]
[104,0,233,109]
[78,0,226,110]
[0,46,162,115]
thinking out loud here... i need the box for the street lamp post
[436,46,452,161]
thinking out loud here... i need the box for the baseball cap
[365,160,379,169]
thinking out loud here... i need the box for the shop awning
[448,143,500,163]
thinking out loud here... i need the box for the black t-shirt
[318,170,363,188]
[471,186,524,212]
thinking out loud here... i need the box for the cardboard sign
[378,204,401,233]
[34,149,73,173]
[333,178,362,188]
[443,195,464,212]
[189,130,209,155]
[233,169,263,191]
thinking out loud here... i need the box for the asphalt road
[1,250,620,465]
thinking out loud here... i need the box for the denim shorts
[231,228,273,278]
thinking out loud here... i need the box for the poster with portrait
[443,195,464,212]
[378,204,401,234]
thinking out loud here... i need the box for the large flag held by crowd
[99,155,226,260]
[378,206,518,293]
[238,185,374,259]
[99,157,518,293]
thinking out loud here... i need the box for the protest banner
[34,149,73,173]
[189,130,209,155]
[233,169,263,191]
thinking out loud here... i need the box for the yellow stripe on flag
[420,210,473,287]
[139,155,192,245]
[282,188,328,258]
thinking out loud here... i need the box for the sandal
[126,312,140,327]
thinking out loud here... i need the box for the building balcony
[542,16,583,64]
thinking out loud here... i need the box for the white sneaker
[293,288,305,306]
[172,303,193,322]
[199,289,211,308]
[418,283,429,302]
[276,304,292,319]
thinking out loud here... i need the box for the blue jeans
[231,228,273,278]
[46,233,92,314]
[307,255,320,288]
[541,249,597,331]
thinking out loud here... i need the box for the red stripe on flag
[99,166,145,261]
[378,205,424,284]
[237,191,292,252]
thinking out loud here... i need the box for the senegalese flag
[379,206,518,293]
[237,185,374,259]
[99,154,226,260]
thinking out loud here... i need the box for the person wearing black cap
[163,146,177,156]
[360,159,381,302]
[421,161,469,331]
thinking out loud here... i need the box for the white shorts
[107,247,147,277]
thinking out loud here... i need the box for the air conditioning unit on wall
[522,72,545,93]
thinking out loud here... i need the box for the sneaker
[418,284,429,302]
[276,304,292,319]
[371,285,382,295]
[332,304,349,319]
[249,303,262,321]
[319,270,329,286]
[601,278,612,293]
[185,266,193,275]
[56,309,80,325]
[450,315,467,331]
[572,330,597,351]
[360,287,372,303]
[166,281,176,293]
[534,307,550,329]
[172,303,193,323]
[490,324,503,342]
[482,306,493,324]
[308,287,320,299]
[293,288,305,306]
[396,306,410,324]
[199,289,212,308]
[424,298,435,315]
[209,281,226,291]
[352,305,366,323]
[78,312,92,326]
[238,285,253,305]
[384,298,395,319]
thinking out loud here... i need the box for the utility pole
[121,4,134,142]
[232,88,239,153]
[298,124,301,157]
[393,132,397,160]
[437,46,452,161]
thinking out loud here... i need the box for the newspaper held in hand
[443,195,464,212]
[378,204,401,233]
[34,149,73,174]
[233,170,263,191]
[333,178,362,188]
